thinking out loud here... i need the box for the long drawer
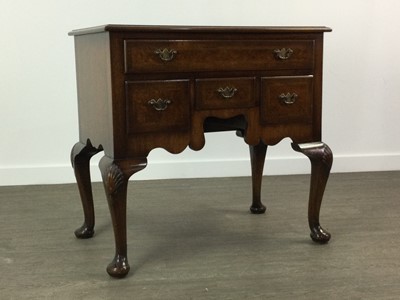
[124,40,314,73]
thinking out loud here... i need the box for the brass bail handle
[155,48,177,61]
[274,48,293,60]
[217,86,238,99]
[148,98,172,111]
[279,92,298,105]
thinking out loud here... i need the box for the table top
[69,24,332,36]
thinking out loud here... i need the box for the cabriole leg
[99,156,147,278]
[291,142,333,243]
[249,142,268,214]
[71,140,102,239]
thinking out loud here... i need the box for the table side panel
[74,32,114,154]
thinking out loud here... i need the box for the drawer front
[125,80,190,133]
[260,76,313,124]
[195,77,256,110]
[124,40,314,73]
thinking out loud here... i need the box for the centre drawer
[124,40,314,73]
[195,77,256,110]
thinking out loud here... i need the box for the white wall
[1,0,400,186]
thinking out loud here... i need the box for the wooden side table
[69,25,332,278]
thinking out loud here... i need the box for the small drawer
[125,80,190,133]
[195,77,256,110]
[124,40,314,73]
[260,76,313,124]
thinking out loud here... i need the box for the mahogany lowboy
[69,25,332,278]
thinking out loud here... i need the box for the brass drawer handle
[217,86,238,99]
[274,48,293,60]
[155,48,177,61]
[148,98,172,111]
[279,93,298,104]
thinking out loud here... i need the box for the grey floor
[1,172,399,299]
